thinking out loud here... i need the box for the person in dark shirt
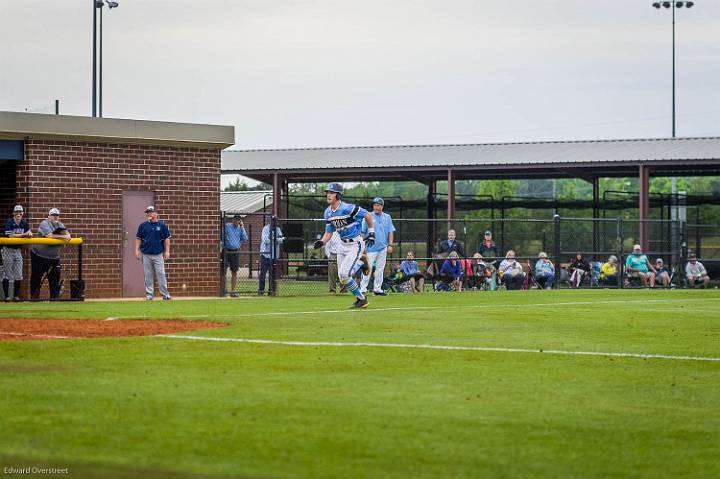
[569,253,591,288]
[654,258,672,288]
[438,229,465,258]
[478,230,499,267]
[3,205,32,301]
[135,206,172,300]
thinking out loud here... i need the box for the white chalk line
[161,335,720,362]
[0,332,71,339]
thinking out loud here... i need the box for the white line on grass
[160,335,720,362]
[0,332,71,339]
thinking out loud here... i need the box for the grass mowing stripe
[143,297,720,319]
[160,335,720,362]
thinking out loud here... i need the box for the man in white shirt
[685,253,710,288]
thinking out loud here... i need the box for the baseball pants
[360,248,387,293]
[2,248,23,281]
[336,238,365,283]
[142,253,170,299]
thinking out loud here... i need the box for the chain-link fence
[219,214,718,296]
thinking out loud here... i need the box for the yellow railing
[0,238,84,246]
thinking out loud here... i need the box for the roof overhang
[0,111,235,149]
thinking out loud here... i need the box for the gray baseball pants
[142,253,170,299]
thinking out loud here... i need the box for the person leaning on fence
[323,231,340,294]
[224,214,248,297]
[534,252,555,290]
[438,251,463,292]
[625,244,656,288]
[3,205,32,301]
[31,208,71,300]
[399,251,425,293]
[135,206,172,301]
[479,230,499,266]
[654,258,672,289]
[569,253,591,288]
[685,253,710,288]
[258,219,284,296]
[438,229,466,258]
[599,255,619,286]
[499,250,525,290]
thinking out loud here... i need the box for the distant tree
[224,177,271,192]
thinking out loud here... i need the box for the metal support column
[592,177,600,258]
[427,181,436,256]
[639,164,650,251]
[447,169,455,231]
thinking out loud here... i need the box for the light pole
[92,0,119,118]
[651,1,694,138]
[652,1,694,259]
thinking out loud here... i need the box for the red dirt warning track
[0,319,226,341]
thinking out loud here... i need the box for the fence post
[270,215,277,296]
[680,221,687,286]
[553,214,561,289]
[618,218,624,289]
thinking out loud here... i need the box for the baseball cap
[232,214,243,220]
[484,230,492,235]
[144,206,155,213]
[372,197,384,206]
[13,205,23,213]
[49,208,60,215]
[633,244,642,251]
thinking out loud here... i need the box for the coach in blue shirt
[224,215,248,296]
[135,206,172,300]
[360,197,395,296]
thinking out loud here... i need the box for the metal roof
[221,191,273,213]
[222,137,720,183]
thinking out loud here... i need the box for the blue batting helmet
[325,183,344,199]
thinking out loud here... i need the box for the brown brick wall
[14,139,221,298]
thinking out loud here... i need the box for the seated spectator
[438,251,463,292]
[478,230,499,266]
[399,251,425,293]
[599,255,619,286]
[625,244,656,288]
[654,258,672,288]
[569,253,591,288]
[499,250,525,290]
[438,229,465,258]
[534,252,555,289]
[466,253,490,290]
[685,253,710,288]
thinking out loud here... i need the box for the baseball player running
[314,183,374,309]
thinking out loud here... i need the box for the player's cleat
[360,253,371,275]
[351,297,369,309]
[373,291,387,296]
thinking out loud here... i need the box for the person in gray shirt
[30,208,71,300]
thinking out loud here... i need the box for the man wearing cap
[135,206,172,300]
[479,230,499,265]
[224,214,248,297]
[685,254,710,288]
[313,182,374,309]
[30,208,71,300]
[360,197,395,296]
[625,244,656,288]
[3,205,32,301]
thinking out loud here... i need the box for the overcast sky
[2,0,719,182]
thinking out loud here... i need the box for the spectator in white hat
[31,208,71,300]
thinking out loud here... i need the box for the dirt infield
[0,319,227,341]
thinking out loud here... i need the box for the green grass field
[1,290,719,478]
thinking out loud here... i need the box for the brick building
[0,111,234,299]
